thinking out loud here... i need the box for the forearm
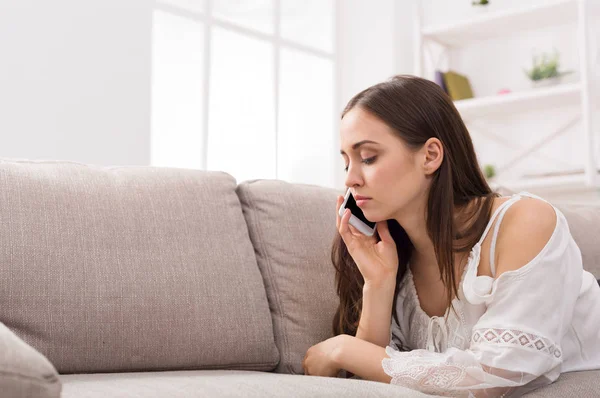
[334,335,392,383]
[355,281,396,347]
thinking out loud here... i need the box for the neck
[391,191,436,276]
[393,194,479,280]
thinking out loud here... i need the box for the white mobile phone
[338,188,377,237]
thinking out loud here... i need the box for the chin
[362,211,381,223]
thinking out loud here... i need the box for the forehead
[339,108,394,153]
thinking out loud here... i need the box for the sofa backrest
[236,182,600,376]
[0,160,278,373]
[2,159,598,377]
[555,203,600,278]
[236,180,343,374]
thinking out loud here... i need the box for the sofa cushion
[236,180,342,374]
[0,159,278,373]
[522,370,600,396]
[0,322,61,398]
[554,203,600,278]
[59,370,434,397]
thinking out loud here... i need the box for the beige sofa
[2,160,599,397]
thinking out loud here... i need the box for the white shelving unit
[414,0,598,193]
[421,0,578,47]
[454,82,582,122]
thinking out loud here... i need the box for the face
[339,107,434,222]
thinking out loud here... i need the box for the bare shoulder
[494,196,557,277]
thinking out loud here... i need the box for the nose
[344,163,363,188]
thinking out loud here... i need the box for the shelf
[416,0,598,201]
[453,82,582,122]
[501,173,586,190]
[492,170,600,192]
[421,0,578,47]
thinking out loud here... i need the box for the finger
[343,214,374,239]
[339,208,353,243]
[336,196,343,230]
[376,220,393,243]
[343,210,373,239]
[350,222,377,243]
[348,223,360,235]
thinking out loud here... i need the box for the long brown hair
[331,75,498,343]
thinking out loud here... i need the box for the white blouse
[382,191,600,397]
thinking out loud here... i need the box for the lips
[354,195,371,200]
[356,198,370,207]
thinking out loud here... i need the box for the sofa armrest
[0,322,61,398]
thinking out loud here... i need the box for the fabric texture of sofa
[1,159,598,397]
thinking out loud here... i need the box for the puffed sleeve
[381,210,582,397]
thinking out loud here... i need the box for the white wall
[0,0,152,167]
[337,0,416,115]
[0,0,409,182]
[334,0,415,189]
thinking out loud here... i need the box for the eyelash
[344,156,376,172]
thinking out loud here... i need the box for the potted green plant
[483,164,496,180]
[524,49,573,88]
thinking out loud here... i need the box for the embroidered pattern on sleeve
[382,328,562,396]
[472,328,562,359]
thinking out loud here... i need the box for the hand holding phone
[336,189,399,285]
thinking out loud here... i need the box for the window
[151,0,336,187]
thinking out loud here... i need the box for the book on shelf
[434,70,448,95]
[442,70,474,101]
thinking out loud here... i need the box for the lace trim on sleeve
[472,328,562,359]
[382,327,562,397]
[382,348,470,396]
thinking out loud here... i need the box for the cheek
[377,158,416,184]
[383,160,424,198]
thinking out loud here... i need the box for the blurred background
[0,0,599,202]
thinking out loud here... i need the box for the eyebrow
[339,140,379,155]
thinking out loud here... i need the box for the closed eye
[344,156,377,172]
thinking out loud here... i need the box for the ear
[422,138,443,175]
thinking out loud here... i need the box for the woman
[301,75,600,397]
